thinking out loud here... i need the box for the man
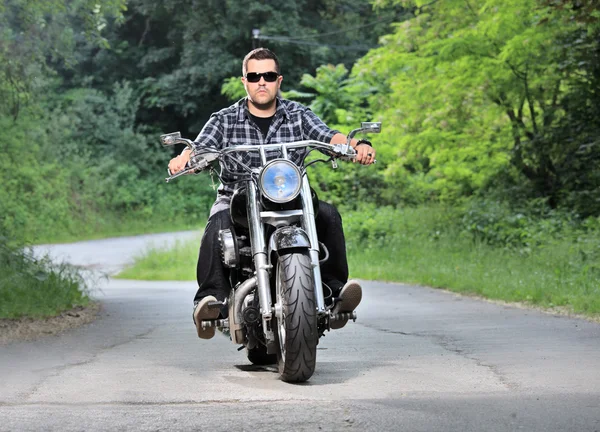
[168,48,376,339]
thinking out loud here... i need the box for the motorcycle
[161,122,381,382]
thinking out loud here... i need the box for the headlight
[258,160,302,203]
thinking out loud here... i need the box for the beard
[250,99,276,111]
[245,83,279,112]
[249,92,276,109]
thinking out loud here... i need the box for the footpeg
[201,318,230,329]
[330,311,357,323]
[207,300,225,309]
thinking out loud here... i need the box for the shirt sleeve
[194,114,224,150]
[301,109,339,143]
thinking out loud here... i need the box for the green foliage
[117,203,600,316]
[221,77,246,102]
[116,236,200,280]
[3,0,600,319]
[354,0,600,214]
[459,198,579,252]
[538,25,600,216]
[298,64,353,124]
[0,240,89,318]
[0,0,127,119]
[345,204,600,314]
[0,85,215,245]
[540,0,600,26]
[306,158,388,210]
[78,0,404,134]
[0,113,74,243]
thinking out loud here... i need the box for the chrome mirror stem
[344,122,382,152]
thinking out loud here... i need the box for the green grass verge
[116,236,201,281]
[1,216,204,319]
[0,244,89,319]
[115,206,600,317]
[345,206,600,315]
[349,237,600,315]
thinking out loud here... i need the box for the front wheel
[274,251,318,382]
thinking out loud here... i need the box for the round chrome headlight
[258,160,302,203]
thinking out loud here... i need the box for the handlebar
[165,140,363,183]
[219,140,358,162]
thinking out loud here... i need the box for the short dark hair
[242,48,280,76]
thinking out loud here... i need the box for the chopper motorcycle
[161,122,381,382]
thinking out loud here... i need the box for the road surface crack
[363,324,519,390]
[20,327,157,402]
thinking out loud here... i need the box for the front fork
[246,183,276,348]
[246,179,328,349]
[300,178,326,314]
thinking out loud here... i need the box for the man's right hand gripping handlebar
[168,148,192,175]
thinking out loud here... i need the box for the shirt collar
[236,96,289,122]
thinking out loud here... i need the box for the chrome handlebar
[162,121,382,183]
[164,140,360,183]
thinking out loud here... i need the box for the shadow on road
[231,359,384,386]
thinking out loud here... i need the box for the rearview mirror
[360,122,382,133]
[347,122,383,140]
[160,132,182,146]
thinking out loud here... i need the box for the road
[1,232,599,431]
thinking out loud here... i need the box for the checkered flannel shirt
[193,97,338,215]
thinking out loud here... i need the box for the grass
[0,243,89,319]
[347,206,600,315]
[116,237,201,280]
[1,215,204,319]
[349,236,600,315]
[115,205,600,317]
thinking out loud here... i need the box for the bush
[0,238,89,319]
[458,198,580,252]
[344,204,600,315]
[343,203,459,249]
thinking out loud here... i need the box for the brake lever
[330,144,357,162]
[165,152,220,182]
[330,144,377,164]
[165,164,196,183]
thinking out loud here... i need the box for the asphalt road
[1,233,599,431]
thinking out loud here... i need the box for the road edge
[0,302,102,346]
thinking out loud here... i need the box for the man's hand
[168,149,192,174]
[354,143,376,165]
[329,133,376,165]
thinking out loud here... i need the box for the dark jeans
[193,201,349,303]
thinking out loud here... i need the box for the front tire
[274,251,317,382]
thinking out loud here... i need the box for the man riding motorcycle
[168,48,376,339]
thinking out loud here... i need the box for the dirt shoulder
[0,302,102,346]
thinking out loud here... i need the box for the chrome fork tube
[247,183,272,319]
[301,178,326,313]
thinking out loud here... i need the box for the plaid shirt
[194,97,338,214]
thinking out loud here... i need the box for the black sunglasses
[245,72,279,83]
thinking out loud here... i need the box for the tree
[357,0,597,212]
[296,64,352,124]
[0,0,127,119]
[69,0,405,136]
[539,0,600,216]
